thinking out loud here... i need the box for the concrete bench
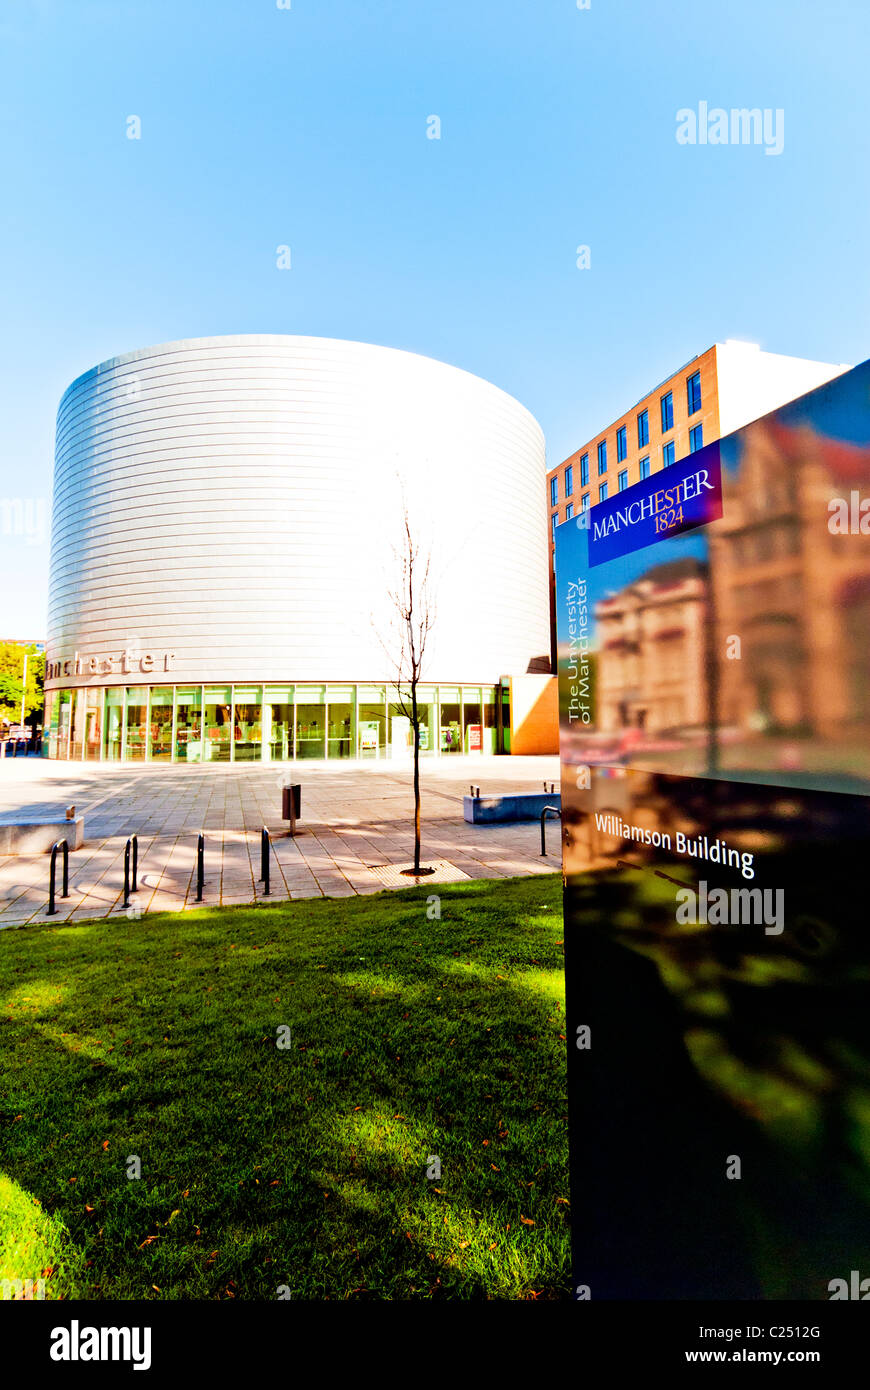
[463,792,561,825]
[0,816,84,855]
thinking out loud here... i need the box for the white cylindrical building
[45,335,550,762]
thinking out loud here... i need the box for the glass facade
[42,683,509,762]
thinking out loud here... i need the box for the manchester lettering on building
[45,650,176,683]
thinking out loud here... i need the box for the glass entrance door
[104,688,123,759]
[204,687,232,761]
[232,687,263,761]
[327,687,354,759]
[124,690,148,760]
[265,689,293,762]
[85,688,103,760]
[357,686,385,759]
[439,687,462,754]
[56,690,72,759]
[175,688,202,762]
[150,688,174,761]
[294,686,325,759]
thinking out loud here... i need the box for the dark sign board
[555,359,870,1300]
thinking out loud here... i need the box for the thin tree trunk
[411,681,421,872]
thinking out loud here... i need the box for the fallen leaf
[520,1216,535,1227]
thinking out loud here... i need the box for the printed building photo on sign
[555,360,870,1299]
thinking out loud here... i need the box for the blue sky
[2,0,869,635]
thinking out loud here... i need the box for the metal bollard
[131,834,138,893]
[261,826,271,896]
[123,839,132,908]
[540,805,561,857]
[196,833,204,903]
[47,840,69,916]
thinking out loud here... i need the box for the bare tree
[380,502,436,875]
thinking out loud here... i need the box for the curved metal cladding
[47,335,549,690]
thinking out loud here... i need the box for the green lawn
[0,875,569,1300]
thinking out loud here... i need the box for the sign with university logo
[555,359,870,1301]
[586,441,723,567]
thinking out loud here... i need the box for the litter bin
[282,783,301,829]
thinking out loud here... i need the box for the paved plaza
[0,754,562,927]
